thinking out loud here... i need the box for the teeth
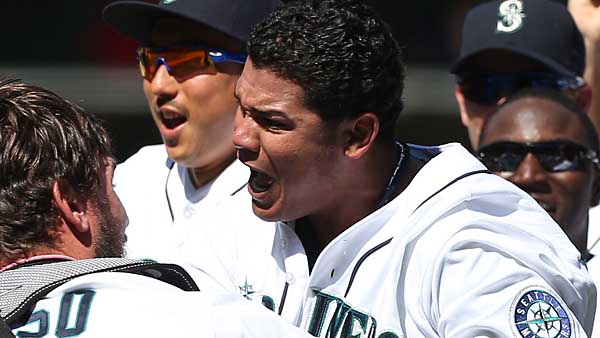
[250,170,274,193]
[160,111,187,129]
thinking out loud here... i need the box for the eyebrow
[233,90,287,118]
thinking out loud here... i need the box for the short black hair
[0,79,113,261]
[480,87,600,154]
[247,0,405,140]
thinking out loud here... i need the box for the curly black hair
[0,79,113,261]
[247,0,405,140]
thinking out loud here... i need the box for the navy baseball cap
[451,0,584,79]
[103,0,282,45]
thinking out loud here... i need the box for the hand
[569,0,600,42]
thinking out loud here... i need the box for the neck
[572,216,589,257]
[188,154,236,188]
[303,142,418,249]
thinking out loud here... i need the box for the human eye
[255,115,290,131]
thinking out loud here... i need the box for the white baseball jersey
[585,257,600,338]
[113,145,308,323]
[114,145,249,259]
[280,143,594,338]
[580,192,600,337]
[9,269,312,338]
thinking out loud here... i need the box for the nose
[148,63,178,103]
[509,153,550,193]
[232,107,260,157]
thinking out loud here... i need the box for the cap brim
[451,45,579,79]
[102,1,239,45]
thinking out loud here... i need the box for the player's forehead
[482,97,586,144]
[236,61,305,110]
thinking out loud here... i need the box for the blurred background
[0,0,535,162]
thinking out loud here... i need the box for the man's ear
[455,86,471,128]
[344,112,379,159]
[575,84,592,113]
[52,181,90,234]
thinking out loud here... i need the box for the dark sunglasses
[477,140,599,173]
[457,73,584,105]
[137,46,247,81]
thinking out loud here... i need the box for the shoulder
[113,144,172,194]
[114,144,171,179]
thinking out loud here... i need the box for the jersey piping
[343,169,492,296]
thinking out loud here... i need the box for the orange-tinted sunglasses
[137,46,247,81]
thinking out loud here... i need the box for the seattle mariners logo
[511,288,572,338]
[238,277,277,312]
[497,0,525,33]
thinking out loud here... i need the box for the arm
[408,220,595,338]
[569,0,600,132]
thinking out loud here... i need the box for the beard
[93,197,126,258]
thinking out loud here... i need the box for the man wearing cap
[102,0,308,324]
[452,0,592,151]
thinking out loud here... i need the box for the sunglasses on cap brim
[137,46,247,81]
[457,73,584,105]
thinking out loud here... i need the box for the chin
[251,201,286,222]
[165,146,194,166]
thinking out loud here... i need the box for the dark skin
[479,97,600,254]
[296,153,424,268]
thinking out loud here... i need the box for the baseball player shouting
[232,0,596,337]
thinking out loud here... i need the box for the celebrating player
[233,0,596,336]
[102,0,308,320]
[452,0,592,150]
[478,88,600,336]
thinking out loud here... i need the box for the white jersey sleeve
[402,174,595,338]
[420,221,591,338]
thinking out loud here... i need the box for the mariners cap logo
[511,288,572,338]
[497,0,526,33]
[160,0,176,5]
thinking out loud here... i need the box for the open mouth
[249,168,274,193]
[160,110,187,129]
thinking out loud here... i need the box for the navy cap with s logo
[451,0,584,80]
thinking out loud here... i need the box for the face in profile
[233,59,343,222]
[92,158,129,257]
[478,95,600,252]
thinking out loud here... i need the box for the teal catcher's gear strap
[0,258,199,332]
